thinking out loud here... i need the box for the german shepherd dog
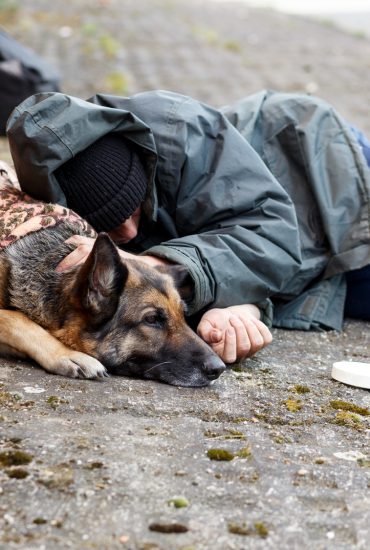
[0,223,226,386]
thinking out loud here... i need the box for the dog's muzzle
[202,355,226,381]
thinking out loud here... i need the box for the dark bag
[0,29,61,135]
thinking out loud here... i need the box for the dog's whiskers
[145,360,173,374]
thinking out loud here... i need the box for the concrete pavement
[0,1,369,548]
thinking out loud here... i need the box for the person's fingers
[228,315,251,359]
[197,318,212,340]
[250,318,273,346]
[198,308,273,363]
[209,329,223,344]
[56,236,95,272]
[222,326,238,364]
[197,319,223,344]
[56,245,91,272]
[64,235,93,246]
[240,317,272,356]
[245,321,264,356]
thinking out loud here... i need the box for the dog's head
[65,234,225,387]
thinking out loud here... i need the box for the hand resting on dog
[57,235,272,363]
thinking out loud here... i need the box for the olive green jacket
[6,90,370,330]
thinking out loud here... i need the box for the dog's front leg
[0,310,108,379]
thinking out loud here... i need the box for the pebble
[4,513,14,525]
[59,26,73,38]
[334,450,366,462]
[23,386,46,394]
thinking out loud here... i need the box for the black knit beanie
[54,133,148,232]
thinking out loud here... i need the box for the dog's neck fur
[2,223,89,328]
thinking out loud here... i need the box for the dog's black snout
[203,356,226,380]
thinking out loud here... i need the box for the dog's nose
[203,356,226,380]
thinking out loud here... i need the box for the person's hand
[56,236,96,272]
[56,235,171,272]
[197,304,272,363]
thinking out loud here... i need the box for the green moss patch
[333,411,364,430]
[284,399,302,412]
[357,458,370,467]
[207,448,235,461]
[207,446,252,461]
[5,468,29,479]
[83,461,104,470]
[33,517,47,525]
[168,497,189,508]
[254,522,269,538]
[237,446,252,459]
[291,385,310,394]
[200,411,248,423]
[204,428,245,440]
[149,522,188,533]
[228,522,251,535]
[0,391,16,406]
[0,450,33,467]
[228,521,269,538]
[330,400,369,416]
[47,396,69,409]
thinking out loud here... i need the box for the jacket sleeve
[124,92,302,316]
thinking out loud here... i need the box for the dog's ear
[156,264,194,303]
[78,233,128,324]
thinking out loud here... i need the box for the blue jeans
[350,125,370,166]
[344,126,370,320]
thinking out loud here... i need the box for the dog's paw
[51,351,108,379]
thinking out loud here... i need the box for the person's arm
[121,92,302,318]
[55,235,172,272]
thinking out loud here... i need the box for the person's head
[54,133,148,237]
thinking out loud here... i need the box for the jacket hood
[6,92,158,217]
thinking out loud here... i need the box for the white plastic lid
[331,361,370,389]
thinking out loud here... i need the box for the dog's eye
[142,311,166,327]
